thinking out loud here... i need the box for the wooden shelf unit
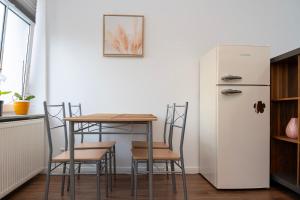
[271,97,300,102]
[272,135,299,144]
[270,48,300,194]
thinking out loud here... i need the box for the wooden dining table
[65,113,157,200]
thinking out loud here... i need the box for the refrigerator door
[217,45,270,85]
[217,85,270,189]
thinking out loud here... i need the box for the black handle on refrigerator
[221,75,242,81]
[221,89,242,95]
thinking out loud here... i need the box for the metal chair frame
[136,104,174,175]
[163,104,174,144]
[131,102,189,200]
[44,102,108,200]
[163,104,174,176]
[68,103,117,190]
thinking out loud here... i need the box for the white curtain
[27,0,46,113]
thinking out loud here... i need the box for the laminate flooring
[3,174,299,200]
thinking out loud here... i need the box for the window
[0,1,33,104]
[0,3,5,43]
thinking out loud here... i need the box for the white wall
[46,0,300,173]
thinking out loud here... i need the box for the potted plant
[13,63,35,115]
[13,92,35,115]
[0,90,11,116]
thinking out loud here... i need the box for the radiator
[0,118,45,199]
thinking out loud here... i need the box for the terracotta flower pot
[13,100,30,115]
[286,118,298,139]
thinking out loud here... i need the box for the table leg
[147,122,153,200]
[69,121,75,200]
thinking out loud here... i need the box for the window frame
[0,0,35,104]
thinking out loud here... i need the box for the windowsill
[1,104,44,122]
[0,114,44,122]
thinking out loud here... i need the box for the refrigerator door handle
[221,75,242,81]
[221,89,242,95]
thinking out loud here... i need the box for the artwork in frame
[103,15,144,57]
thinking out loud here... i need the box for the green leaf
[0,90,11,96]
[14,92,23,100]
[25,95,35,101]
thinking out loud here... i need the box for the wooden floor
[3,174,299,200]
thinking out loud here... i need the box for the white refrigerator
[199,45,270,189]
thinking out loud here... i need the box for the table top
[65,113,157,122]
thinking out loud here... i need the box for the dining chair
[44,101,108,200]
[68,103,117,190]
[131,102,189,200]
[131,104,173,149]
[131,104,174,175]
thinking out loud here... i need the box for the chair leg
[146,160,149,172]
[67,167,70,192]
[109,149,113,192]
[105,154,109,197]
[77,163,81,180]
[134,160,138,200]
[44,162,51,200]
[96,162,101,200]
[181,159,188,200]
[166,161,169,179]
[131,157,134,196]
[171,161,177,193]
[113,145,117,181]
[60,163,67,196]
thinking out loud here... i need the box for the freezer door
[217,45,270,85]
[217,86,270,189]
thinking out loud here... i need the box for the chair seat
[132,149,180,161]
[132,140,169,149]
[52,149,107,162]
[75,141,116,150]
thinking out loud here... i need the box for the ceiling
[9,0,37,21]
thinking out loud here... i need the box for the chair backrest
[169,102,188,157]
[68,103,85,143]
[43,101,68,160]
[68,103,82,117]
[68,103,102,142]
[163,104,174,144]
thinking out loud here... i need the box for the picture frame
[103,14,144,57]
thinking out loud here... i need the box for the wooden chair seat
[132,149,180,161]
[132,140,169,149]
[52,149,107,162]
[75,141,116,150]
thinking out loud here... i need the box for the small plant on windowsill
[13,62,35,115]
[13,92,35,115]
[0,90,11,116]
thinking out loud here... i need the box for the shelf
[272,135,299,144]
[271,174,297,186]
[270,48,300,194]
[271,97,300,102]
[271,48,300,63]
[271,175,300,194]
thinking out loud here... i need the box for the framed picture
[103,14,144,57]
